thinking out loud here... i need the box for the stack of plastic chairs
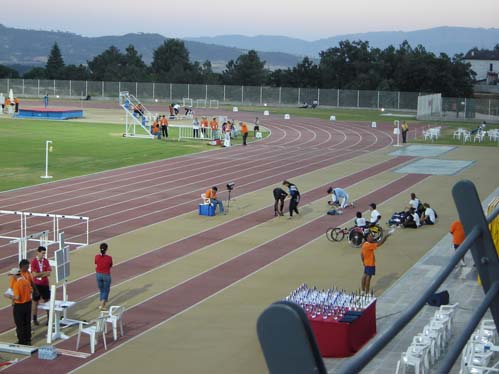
[460,319,499,373]
[396,303,459,373]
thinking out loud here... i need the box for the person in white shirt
[408,192,420,210]
[369,203,381,226]
[421,203,436,225]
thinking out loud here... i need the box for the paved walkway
[325,188,499,373]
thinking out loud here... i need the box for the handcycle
[326,224,384,248]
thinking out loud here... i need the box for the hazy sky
[2,0,498,40]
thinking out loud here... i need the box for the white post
[47,285,56,344]
[41,140,53,179]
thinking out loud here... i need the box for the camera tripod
[226,189,233,214]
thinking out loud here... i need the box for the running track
[0,110,428,373]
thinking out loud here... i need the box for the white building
[464,48,499,85]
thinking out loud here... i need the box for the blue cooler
[199,204,216,216]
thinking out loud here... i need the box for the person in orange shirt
[450,220,466,266]
[13,260,33,345]
[210,117,219,139]
[151,120,161,139]
[201,117,209,138]
[240,122,249,146]
[361,230,392,293]
[160,115,168,139]
[205,186,224,215]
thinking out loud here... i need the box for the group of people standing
[4,244,113,345]
[0,93,20,114]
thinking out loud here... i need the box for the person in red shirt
[361,230,392,293]
[95,243,113,310]
[450,220,466,266]
[30,246,51,326]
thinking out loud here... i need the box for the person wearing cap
[31,246,52,326]
[327,187,350,209]
[205,186,225,215]
[361,230,393,293]
[12,260,33,345]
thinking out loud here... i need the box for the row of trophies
[284,284,376,321]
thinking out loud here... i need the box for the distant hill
[186,27,499,58]
[0,24,301,72]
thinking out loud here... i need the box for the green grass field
[0,119,243,191]
[0,110,496,192]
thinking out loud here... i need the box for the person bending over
[273,187,288,216]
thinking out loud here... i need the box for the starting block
[199,204,216,216]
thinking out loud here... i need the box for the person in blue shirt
[327,187,351,209]
[283,181,300,218]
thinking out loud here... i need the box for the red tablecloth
[308,300,376,357]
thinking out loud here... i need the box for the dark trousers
[402,130,408,143]
[13,301,32,345]
[193,129,199,138]
[289,197,300,216]
[274,198,285,214]
[242,132,248,145]
[162,126,168,138]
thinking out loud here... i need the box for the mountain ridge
[1,25,498,73]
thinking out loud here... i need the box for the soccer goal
[209,99,219,109]
[417,93,442,120]
[196,99,207,108]
[182,97,193,107]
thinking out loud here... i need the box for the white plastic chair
[412,334,437,365]
[462,131,471,143]
[423,323,444,357]
[101,305,124,341]
[395,343,430,374]
[76,316,107,354]
[201,193,210,205]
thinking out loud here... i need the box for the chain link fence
[1,78,498,121]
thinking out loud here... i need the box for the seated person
[408,192,420,211]
[327,187,351,209]
[173,103,180,115]
[299,102,309,108]
[349,211,367,242]
[368,203,381,226]
[311,99,318,109]
[421,203,436,225]
[205,186,224,215]
[403,208,421,228]
[354,211,366,228]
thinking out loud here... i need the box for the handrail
[339,180,499,373]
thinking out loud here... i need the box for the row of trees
[0,39,476,97]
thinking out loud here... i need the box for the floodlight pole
[41,140,53,179]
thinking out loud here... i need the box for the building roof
[464,48,499,60]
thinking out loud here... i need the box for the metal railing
[339,179,499,373]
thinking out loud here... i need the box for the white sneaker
[460,259,466,267]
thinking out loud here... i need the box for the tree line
[0,39,479,97]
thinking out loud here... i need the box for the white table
[39,300,76,341]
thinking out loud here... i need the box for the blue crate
[199,204,216,216]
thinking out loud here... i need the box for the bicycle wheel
[349,231,364,248]
[370,225,384,242]
[326,227,344,242]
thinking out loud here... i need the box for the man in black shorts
[30,246,52,326]
[273,187,288,216]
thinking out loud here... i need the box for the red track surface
[0,110,427,373]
